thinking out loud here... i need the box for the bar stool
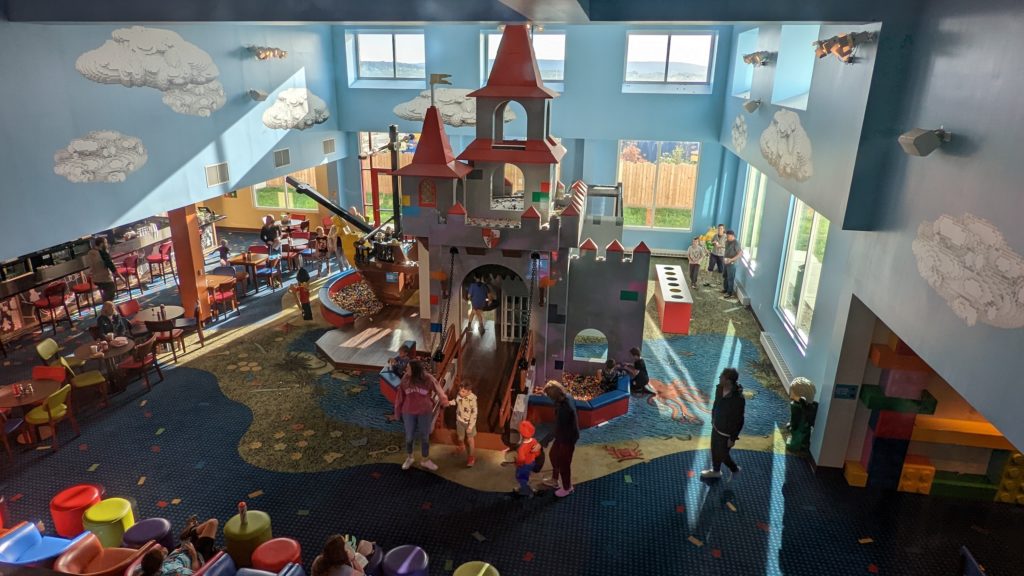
[71,276,97,318]
[223,509,272,567]
[116,255,142,299]
[33,282,73,335]
[145,242,176,286]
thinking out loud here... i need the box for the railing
[497,332,533,430]
[430,324,467,431]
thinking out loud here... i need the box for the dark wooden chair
[144,319,186,363]
[117,335,163,391]
[173,303,205,348]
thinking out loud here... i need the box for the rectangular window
[251,167,320,212]
[771,25,820,110]
[485,32,565,81]
[732,28,759,98]
[617,140,700,230]
[356,33,425,80]
[624,33,715,84]
[739,165,768,269]
[777,197,830,345]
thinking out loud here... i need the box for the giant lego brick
[992,452,1024,505]
[910,415,1015,450]
[866,436,911,490]
[869,344,930,371]
[869,409,917,439]
[859,385,938,415]
[844,460,868,487]
[886,333,916,355]
[859,427,875,470]
[930,472,999,501]
[898,454,935,494]
[879,368,931,400]
[653,264,692,334]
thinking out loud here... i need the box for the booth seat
[378,340,418,403]
[318,270,362,328]
[53,534,152,576]
[0,521,90,566]
[195,551,306,576]
[527,374,631,428]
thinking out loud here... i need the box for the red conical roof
[606,240,625,253]
[521,206,541,219]
[633,241,651,254]
[468,25,559,99]
[579,238,599,251]
[560,203,579,217]
[448,202,467,216]
[394,106,472,179]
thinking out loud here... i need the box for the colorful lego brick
[429,294,439,306]
[401,195,412,207]
[898,455,935,494]
[910,415,1015,450]
[869,344,930,371]
[992,451,1024,505]
[930,472,999,501]
[619,290,639,302]
[878,368,931,400]
[869,409,917,439]
[403,205,421,216]
[531,191,549,203]
[540,181,551,193]
[866,437,911,490]
[844,460,868,487]
[886,333,916,355]
[430,322,442,333]
[859,386,938,415]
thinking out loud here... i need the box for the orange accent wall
[202,165,334,231]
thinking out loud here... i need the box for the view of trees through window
[358,132,419,226]
[356,33,426,79]
[739,165,768,267]
[252,167,319,211]
[778,197,830,344]
[617,140,700,229]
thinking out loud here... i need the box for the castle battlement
[571,238,651,266]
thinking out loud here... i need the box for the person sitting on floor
[387,345,412,377]
[138,516,219,576]
[597,359,622,393]
[620,347,650,394]
[311,534,376,576]
[96,301,132,339]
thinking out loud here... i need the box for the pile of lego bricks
[562,372,605,402]
[329,279,384,317]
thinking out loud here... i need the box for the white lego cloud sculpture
[76,26,225,117]
[731,114,748,152]
[912,213,1024,328]
[392,88,516,127]
[262,88,330,131]
[53,130,148,183]
[759,109,813,182]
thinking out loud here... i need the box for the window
[485,32,565,82]
[358,132,419,226]
[624,32,715,84]
[732,28,759,98]
[739,165,768,269]
[617,140,700,229]
[771,25,820,110]
[573,329,608,363]
[777,197,830,345]
[252,168,319,211]
[355,33,425,79]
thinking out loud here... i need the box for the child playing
[217,239,230,267]
[455,381,479,467]
[387,345,411,377]
[314,226,331,276]
[290,268,313,320]
[597,359,622,392]
[514,420,541,497]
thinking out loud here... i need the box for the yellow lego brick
[899,480,931,494]
[401,195,411,207]
[845,460,868,487]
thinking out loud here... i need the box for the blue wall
[770,24,820,106]
[0,21,346,260]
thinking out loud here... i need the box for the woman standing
[543,381,580,497]
[394,360,449,471]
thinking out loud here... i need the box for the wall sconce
[742,51,774,66]
[247,89,268,102]
[248,46,288,60]
[898,127,952,157]
[743,99,762,113]
[812,31,877,63]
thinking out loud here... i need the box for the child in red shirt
[515,420,541,496]
[290,268,313,320]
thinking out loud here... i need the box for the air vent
[760,332,795,392]
[205,162,230,187]
[273,148,291,168]
[322,138,336,155]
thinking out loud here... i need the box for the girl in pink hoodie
[394,360,449,471]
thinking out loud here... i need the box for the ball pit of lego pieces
[330,280,384,317]
[560,372,605,402]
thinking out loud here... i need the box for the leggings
[550,440,576,490]
[402,412,433,457]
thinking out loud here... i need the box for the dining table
[229,253,268,293]
[134,305,186,324]
[74,338,137,393]
[202,274,236,290]
[1,379,62,443]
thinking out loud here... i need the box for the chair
[116,300,148,338]
[53,532,149,576]
[0,410,24,461]
[115,255,142,299]
[117,335,162,391]
[33,282,73,335]
[145,242,177,286]
[25,383,79,449]
[255,258,282,292]
[174,303,205,348]
[144,319,186,363]
[0,521,89,565]
[71,276,97,318]
[57,356,109,407]
[51,484,104,538]
[211,280,239,320]
[36,337,86,370]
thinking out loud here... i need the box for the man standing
[466,275,490,334]
[707,224,727,280]
[722,229,743,300]
[702,368,745,480]
[86,237,122,303]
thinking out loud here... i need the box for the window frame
[483,30,566,84]
[739,164,768,272]
[623,31,717,86]
[776,197,830,348]
[616,140,701,231]
[251,174,320,213]
[354,32,426,81]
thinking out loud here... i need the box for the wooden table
[74,339,136,393]
[229,254,268,293]
[134,305,185,323]
[202,274,236,290]
[0,379,60,409]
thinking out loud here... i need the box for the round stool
[123,517,174,550]
[251,538,301,572]
[51,485,104,538]
[82,498,135,547]
[382,545,428,576]
[453,562,499,576]
[224,511,272,568]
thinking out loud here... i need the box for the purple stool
[382,545,428,576]
[122,517,175,550]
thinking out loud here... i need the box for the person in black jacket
[702,368,745,480]
[542,381,580,497]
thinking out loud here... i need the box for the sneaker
[466,456,476,467]
[402,456,415,470]
[727,466,741,482]
[555,487,574,498]
[542,477,560,488]
[700,469,722,479]
[419,459,438,471]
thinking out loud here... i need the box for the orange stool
[50,484,103,538]
[251,538,301,573]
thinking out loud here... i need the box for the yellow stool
[453,561,500,576]
[224,511,272,568]
[82,498,135,547]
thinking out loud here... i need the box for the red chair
[145,242,176,286]
[33,283,73,335]
[210,280,238,320]
[71,277,97,318]
[144,319,185,363]
[116,335,162,391]
[115,255,142,299]
[32,364,67,383]
[115,300,147,337]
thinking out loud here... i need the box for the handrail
[358,215,397,245]
[429,324,465,430]
[497,333,533,428]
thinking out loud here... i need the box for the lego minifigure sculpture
[787,377,818,452]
